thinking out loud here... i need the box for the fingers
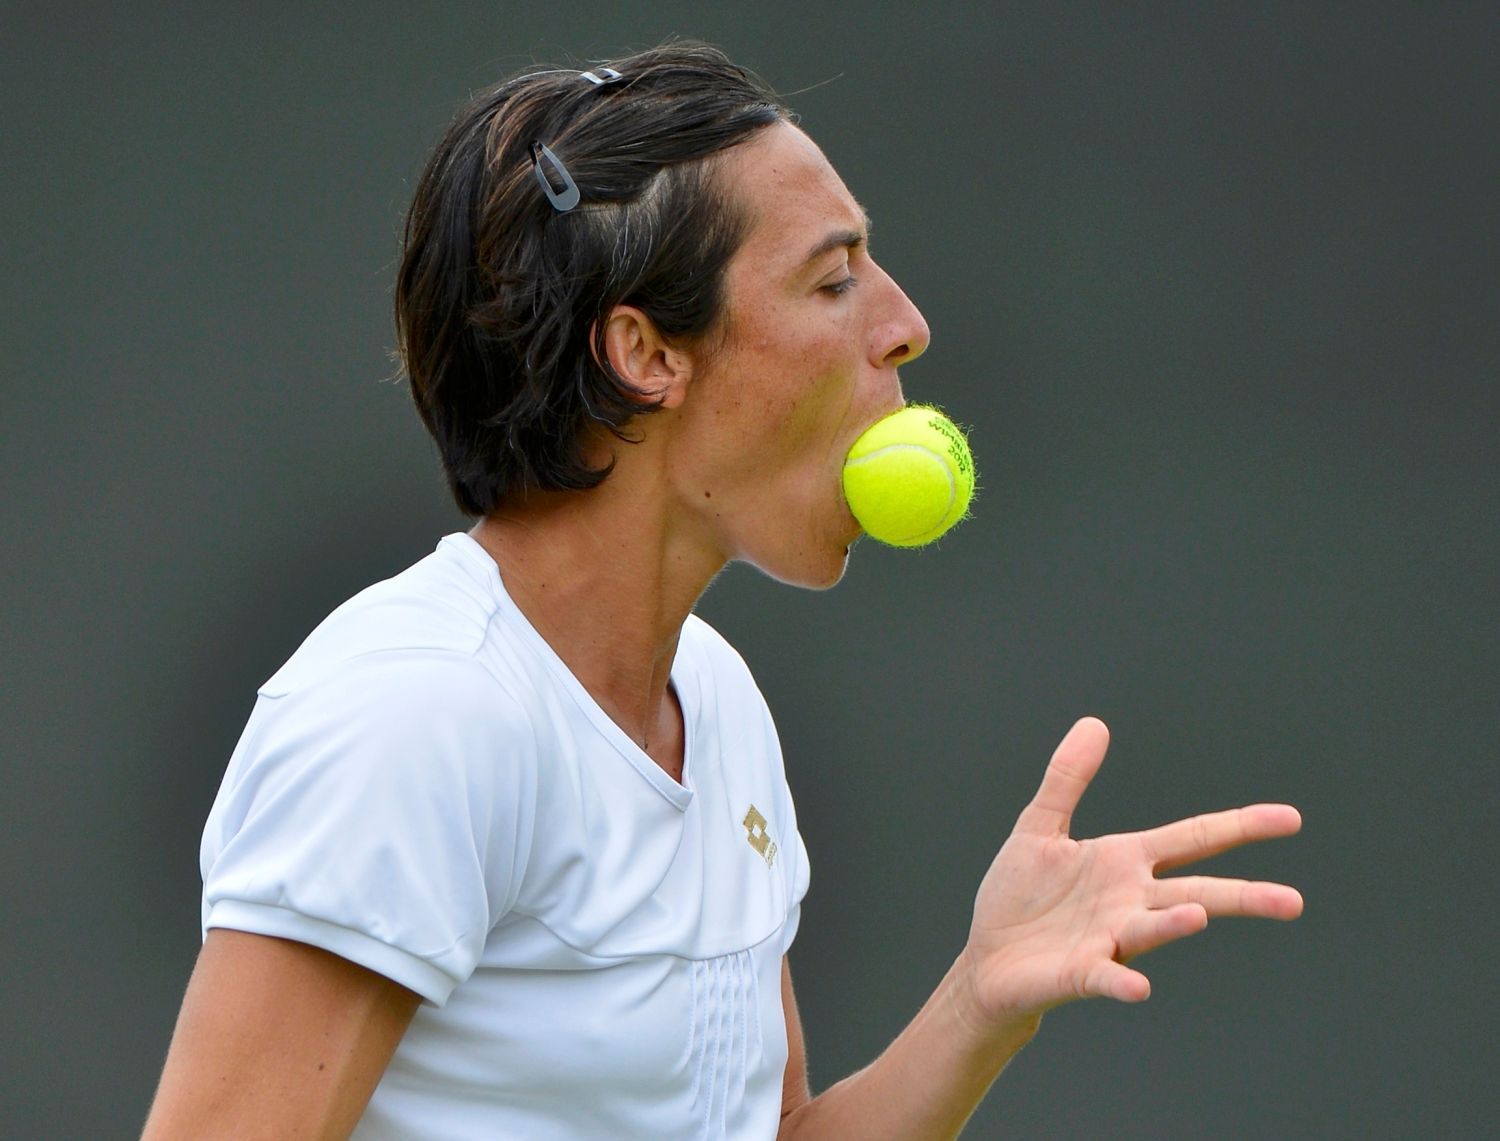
[1089,885,1298,1003]
[1112,880,1303,968]
[1016,717,1110,837]
[1141,803,1302,873]
[1084,959,1152,1004]
[1117,903,1209,960]
[1151,876,1305,921]
[1115,879,1303,969]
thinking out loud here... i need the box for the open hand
[961,718,1303,1026]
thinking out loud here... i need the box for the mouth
[833,463,863,543]
[831,397,908,541]
[842,397,907,449]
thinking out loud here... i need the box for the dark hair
[395,41,789,515]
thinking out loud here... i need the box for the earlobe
[656,347,693,409]
[599,306,692,410]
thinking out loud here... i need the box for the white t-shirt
[200,533,810,1140]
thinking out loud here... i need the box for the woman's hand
[959,718,1303,1028]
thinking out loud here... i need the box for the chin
[812,545,853,590]
[754,543,851,591]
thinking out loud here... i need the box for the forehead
[723,122,868,277]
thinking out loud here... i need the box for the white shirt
[200,533,810,1140]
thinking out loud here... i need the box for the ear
[597,305,693,410]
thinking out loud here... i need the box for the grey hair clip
[532,69,624,213]
[580,66,624,85]
[531,141,580,212]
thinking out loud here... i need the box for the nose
[870,266,931,369]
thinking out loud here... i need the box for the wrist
[948,947,1043,1050]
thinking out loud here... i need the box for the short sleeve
[779,823,811,955]
[200,651,536,1006]
[754,674,809,958]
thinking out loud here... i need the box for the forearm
[778,952,1040,1141]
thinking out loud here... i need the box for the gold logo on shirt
[743,805,778,868]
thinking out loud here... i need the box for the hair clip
[580,67,624,86]
[531,141,581,212]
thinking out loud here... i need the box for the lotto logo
[742,805,778,868]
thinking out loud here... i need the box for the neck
[469,468,724,758]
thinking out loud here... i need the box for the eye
[821,275,858,296]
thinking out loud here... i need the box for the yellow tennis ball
[842,405,976,548]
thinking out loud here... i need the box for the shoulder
[681,612,761,694]
[233,535,547,794]
[680,613,781,736]
[260,534,505,698]
[225,650,538,836]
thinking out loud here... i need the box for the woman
[144,42,1302,1140]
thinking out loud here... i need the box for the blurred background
[4,2,1496,1136]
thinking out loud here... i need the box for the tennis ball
[842,405,976,547]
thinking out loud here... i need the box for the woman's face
[671,121,931,589]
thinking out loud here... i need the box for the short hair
[395,41,789,516]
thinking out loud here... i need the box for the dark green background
[4,3,1496,1137]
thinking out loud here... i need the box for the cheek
[757,366,851,465]
[710,305,860,465]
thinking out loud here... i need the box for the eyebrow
[802,211,873,266]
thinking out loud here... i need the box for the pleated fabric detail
[686,950,761,1140]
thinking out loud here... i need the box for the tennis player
[142,41,1302,1140]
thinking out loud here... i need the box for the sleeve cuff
[204,899,461,1006]
[780,902,802,955]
